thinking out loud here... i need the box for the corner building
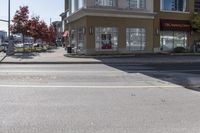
[62,0,200,55]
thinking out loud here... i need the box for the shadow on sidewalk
[10,52,39,59]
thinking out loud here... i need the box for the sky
[0,0,64,33]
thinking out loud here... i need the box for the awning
[160,19,191,31]
[63,31,69,37]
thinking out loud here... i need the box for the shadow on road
[95,57,200,93]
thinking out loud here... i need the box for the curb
[65,53,200,59]
[64,54,137,58]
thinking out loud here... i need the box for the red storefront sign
[160,19,191,31]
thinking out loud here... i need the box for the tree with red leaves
[10,6,30,49]
[39,21,49,43]
[47,25,57,44]
[11,5,57,48]
[29,16,40,42]
[29,18,56,44]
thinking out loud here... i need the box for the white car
[14,43,23,48]
[0,45,4,52]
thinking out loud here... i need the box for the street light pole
[7,0,13,55]
[8,0,10,41]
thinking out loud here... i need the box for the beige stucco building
[61,0,200,55]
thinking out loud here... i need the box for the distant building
[52,21,63,46]
[0,30,7,42]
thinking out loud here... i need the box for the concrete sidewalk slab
[0,52,6,61]
[1,47,200,64]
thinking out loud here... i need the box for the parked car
[33,43,40,47]
[14,43,23,48]
[0,45,4,52]
[0,43,8,52]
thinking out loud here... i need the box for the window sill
[160,10,190,14]
[95,5,117,9]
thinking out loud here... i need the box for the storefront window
[95,27,118,51]
[77,28,85,53]
[70,29,77,53]
[160,0,188,12]
[126,28,146,51]
[160,31,187,52]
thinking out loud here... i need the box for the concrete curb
[65,53,200,59]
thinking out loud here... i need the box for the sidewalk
[0,52,6,62]
[1,47,200,64]
[1,48,100,64]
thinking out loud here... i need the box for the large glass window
[71,0,75,13]
[160,31,187,52]
[195,0,200,12]
[70,29,77,53]
[70,0,84,13]
[160,0,188,12]
[95,0,117,7]
[95,27,118,51]
[77,28,85,53]
[127,0,145,9]
[78,0,85,9]
[126,28,146,51]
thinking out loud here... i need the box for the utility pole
[0,19,8,22]
[7,0,14,55]
[8,0,10,42]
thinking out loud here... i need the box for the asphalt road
[0,63,200,133]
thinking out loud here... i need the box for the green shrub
[173,47,186,53]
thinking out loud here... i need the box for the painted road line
[0,69,200,73]
[0,85,182,88]
[0,70,124,73]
